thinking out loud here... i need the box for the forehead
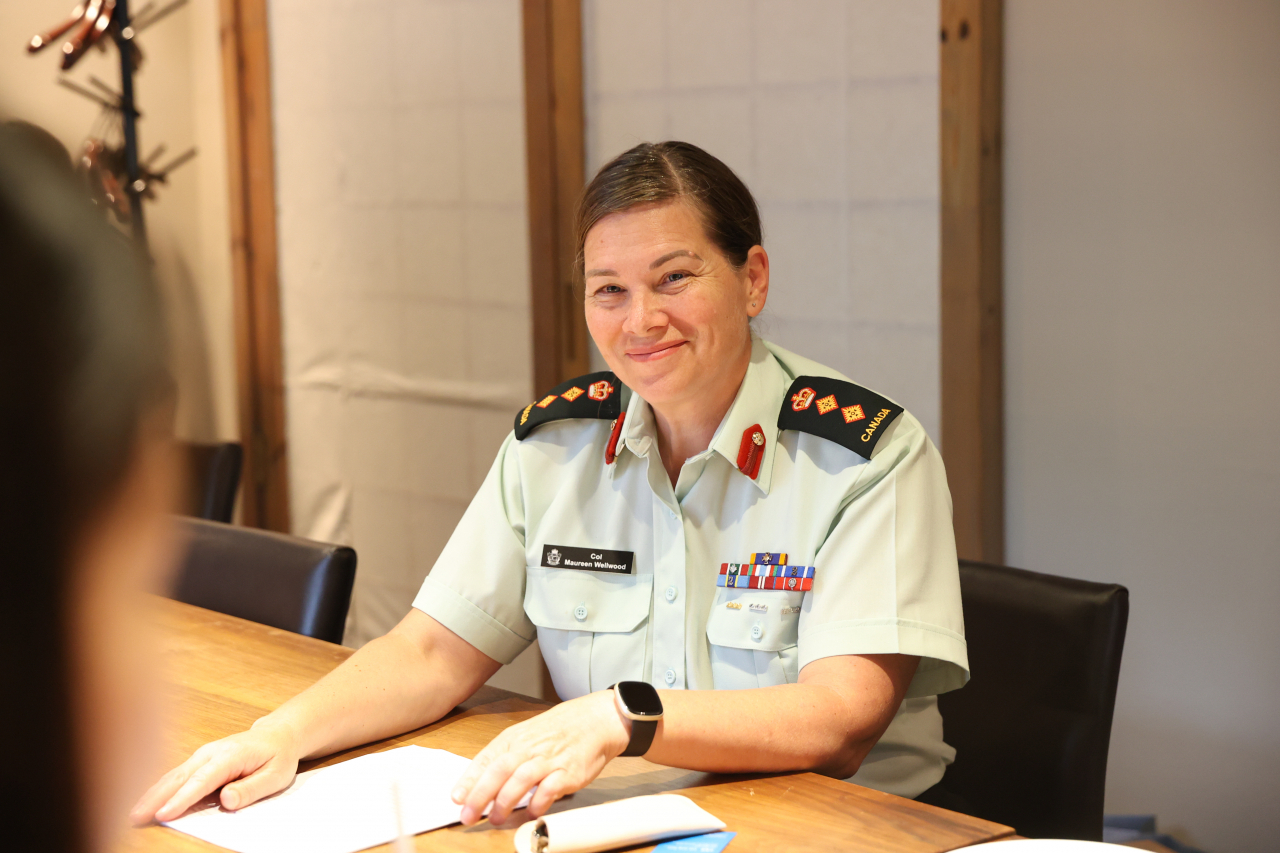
[584,200,712,263]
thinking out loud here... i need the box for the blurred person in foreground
[0,129,180,852]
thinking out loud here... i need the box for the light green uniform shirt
[412,338,969,798]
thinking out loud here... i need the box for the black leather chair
[180,441,243,523]
[171,518,357,644]
[934,559,1129,840]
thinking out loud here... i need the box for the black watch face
[617,681,662,716]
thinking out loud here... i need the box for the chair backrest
[171,518,357,644]
[936,559,1129,840]
[180,441,243,523]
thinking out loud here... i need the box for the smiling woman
[132,141,969,831]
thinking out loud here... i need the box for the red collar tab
[736,424,765,479]
[605,413,627,464]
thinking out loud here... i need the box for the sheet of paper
[163,745,524,853]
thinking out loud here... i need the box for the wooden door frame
[522,0,591,395]
[940,0,1004,564]
[219,0,290,532]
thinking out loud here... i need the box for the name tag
[541,544,634,574]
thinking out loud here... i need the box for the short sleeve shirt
[412,337,968,798]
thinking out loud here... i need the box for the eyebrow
[584,250,704,279]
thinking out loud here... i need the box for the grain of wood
[117,600,1014,852]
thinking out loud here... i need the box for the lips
[625,340,687,362]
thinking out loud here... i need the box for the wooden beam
[219,0,290,532]
[940,0,1004,563]
[522,0,590,396]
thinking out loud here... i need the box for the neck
[650,338,753,486]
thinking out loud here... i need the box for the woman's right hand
[129,719,304,825]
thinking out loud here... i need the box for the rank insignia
[726,601,742,610]
[777,376,905,460]
[790,387,816,411]
[748,602,768,613]
[781,605,801,615]
[514,371,624,440]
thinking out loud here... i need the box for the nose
[622,288,667,336]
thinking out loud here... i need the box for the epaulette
[777,376,904,460]
[514,371,623,440]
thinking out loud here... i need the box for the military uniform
[412,337,968,798]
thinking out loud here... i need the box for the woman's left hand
[451,689,632,825]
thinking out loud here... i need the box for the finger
[450,749,495,804]
[154,750,261,821]
[487,759,548,826]
[460,754,520,826]
[219,754,298,810]
[527,768,571,817]
[130,759,206,825]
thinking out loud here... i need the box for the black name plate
[540,544,634,574]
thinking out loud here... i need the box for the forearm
[643,654,917,779]
[255,611,499,760]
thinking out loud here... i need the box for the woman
[0,133,179,851]
[133,142,967,828]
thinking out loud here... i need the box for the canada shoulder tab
[514,371,623,440]
[777,375,904,460]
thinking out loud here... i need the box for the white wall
[268,0,546,697]
[583,0,941,438]
[0,0,238,445]
[1005,3,1280,852]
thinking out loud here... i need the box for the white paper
[163,746,527,853]
[513,795,726,853]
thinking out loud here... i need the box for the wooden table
[120,600,1015,853]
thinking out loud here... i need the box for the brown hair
[0,134,168,852]
[575,141,763,282]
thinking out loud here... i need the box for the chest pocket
[706,589,802,690]
[524,566,652,699]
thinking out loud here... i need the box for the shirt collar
[613,336,786,494]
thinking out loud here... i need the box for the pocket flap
[706,590,801,652]
[524,566,652,633]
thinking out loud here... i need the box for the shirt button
[751,623,764,641]
[665,585,678,602]
[574,604,588,622]
[664,668,677,685]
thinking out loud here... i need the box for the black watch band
[620,718,657,757]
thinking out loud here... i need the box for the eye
[593,283,624,297]
[663,272,687,284]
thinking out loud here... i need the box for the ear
[744,245,769,318]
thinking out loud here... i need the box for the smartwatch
[611,681,663,757]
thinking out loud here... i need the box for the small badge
[790,387,816,411]
[561,386,585,402]
[841,404,866,423]
[519,403,534,426]
[781,605,801,615]
[816,394,838,415]
[587,380,614,401]
[725,601,742,610]
[540,544,634,574]
[748,602,768,613]
[536,395,558,409]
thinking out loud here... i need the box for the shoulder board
[514,371,623,440]
[777,376,904,460]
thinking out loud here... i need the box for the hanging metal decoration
[26,0,193,245]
